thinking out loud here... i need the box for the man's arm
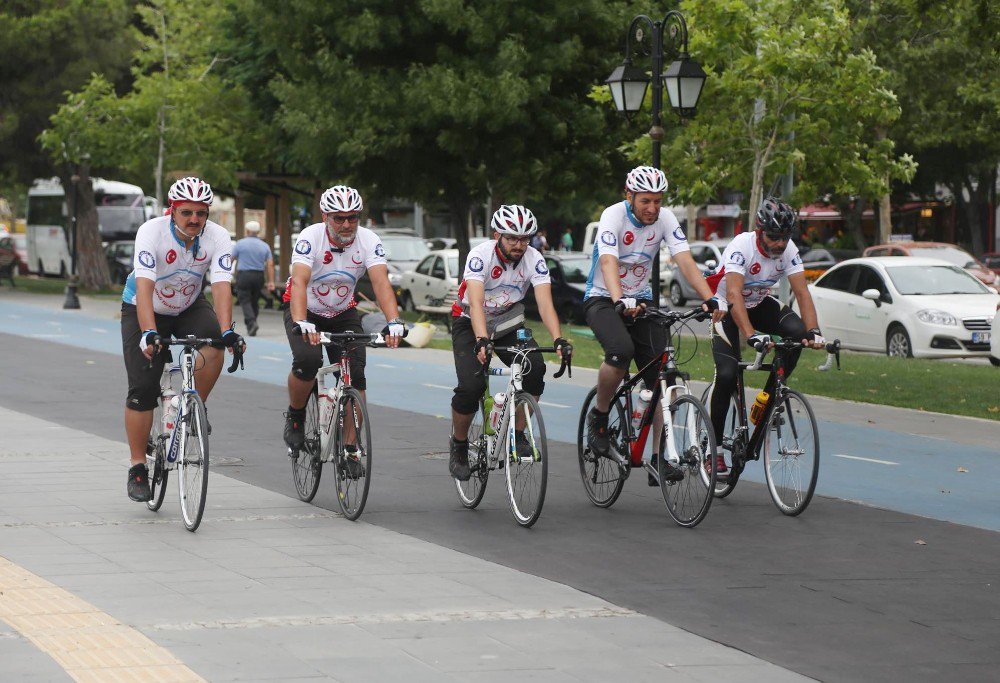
[532,284,565,359]
[367,264,402,349]
[265,256,276,291]
[724,272,755,339]
[672,251,714,301]
[289,263,318,345]
[135,278,158,359]
[211,280,234,332]
[465,280,490,364]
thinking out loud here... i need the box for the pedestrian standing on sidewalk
[232,220,275,336]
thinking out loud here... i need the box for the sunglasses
[328,214,361,225]
[176,209,209,219]
[763,233,789,242]
[502,235,531,245]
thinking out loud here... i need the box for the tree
[233,0,632,265]
[649,0,914,239]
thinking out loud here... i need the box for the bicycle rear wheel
[455,399,489,508]
[177,394,209,532]
[291,389,322,502]
[701,384,740,498]
[763,389,819,516]
[332,388,372,521]
[576,387,627,507]
[658,394,716,528]
[146,400,168,512]
[504,393,547,528]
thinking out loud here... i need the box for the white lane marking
[832,454,899,466]
[375,363,394,368]
[423,383,453,391]
[259,355,284,362]
[30,334,67,339]
[7,314,21,318]
[90,327,107,333]
[539,401,569,408]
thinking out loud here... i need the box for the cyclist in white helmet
[121,176,243,502]
[281,185,405,461]
[583,165,717,484]
[447,204,571,481]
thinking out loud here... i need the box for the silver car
[665,239,730,306]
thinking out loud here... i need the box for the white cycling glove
[747,333,771,351]
[615,297,638,314]
[386,323,405,337]
[807,328,826,346]
[295,320,317,336]
[139,329,159,353]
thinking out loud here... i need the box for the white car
[398,249,460,310]
[990,303,999,366]
[664,239,730,305]
[794,256,999,358]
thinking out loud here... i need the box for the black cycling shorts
[284,307,367,388]
[584,296,665,391]
[121,297,222,411]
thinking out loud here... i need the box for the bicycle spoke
[332,388,371,521]
[577,388,628,508]
[658,395,715,528]
[455,399,489,508]
[177,395,209,532]
[763,390,819,516]
[505,394,547,527]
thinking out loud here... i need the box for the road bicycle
[455,328,572,528]
[147,336,244,532]
[577,307,717,528]
[702,338,840,515]
[288,329,400,521]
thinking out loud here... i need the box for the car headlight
[916,309,957,326]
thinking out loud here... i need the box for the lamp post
[62,162,82,310]
[605,9,706,301]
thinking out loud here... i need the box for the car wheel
[669,281,686,307]
[886,324,913,358]
[990,356,1000,367]
[37,259,45,276]
[400,291,415,312]
[59,261,67,278]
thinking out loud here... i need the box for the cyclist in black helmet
[704,197,826,476]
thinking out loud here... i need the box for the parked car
[792,256,999,359]
[355,261,405,305]
[104,240,134,285]
[991,303,1000,367]
[398,249,460,310]
[425,236,489,251]
[862,241,998,291]
[664,239,730,306]
[799,247,860,280]
[981,251,1000,277]
[524,251,590,323]
[379,234,431,273]
[10,233,29,275]
[0,233,24,283]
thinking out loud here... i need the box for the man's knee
[291,356,322,382]
[451,388,481,415]
[603,342,634,369]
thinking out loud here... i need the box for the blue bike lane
[2,295,998,531]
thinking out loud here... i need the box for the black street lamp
[605,9,706,299]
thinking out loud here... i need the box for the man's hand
[474,336,491,365]
[139,329,160,359]
[266,282,276,293]
[382,319,405,349]
[803,327,826,350]
[295,320,320,346]
[614,297,645,319]
[221,328,246,355]
[747,333,772,352]
[553,336,572,361]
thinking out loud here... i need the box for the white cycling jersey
[452,240,550,319]
[711,231,804,311]
[585,201,690,300]
[122,216,234,315]
[283,223,387,318]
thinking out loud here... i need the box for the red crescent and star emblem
[749,263,762,275]
[323,251,333,264]
[623,231,635,246]
[491,265,503,279]
[165,249,177,264]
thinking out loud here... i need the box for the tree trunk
[878,191,892,243]
[61,161,111,290]
[833,196,868,250]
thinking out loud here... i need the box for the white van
[26,177,147,276]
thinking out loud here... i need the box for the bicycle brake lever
[227,347,244,373]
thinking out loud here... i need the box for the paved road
[0,292,998,681]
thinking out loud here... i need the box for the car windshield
[906,246,976,268]
[381,237,430,260]
[559,257,591,283]
[448,257,459,275]
[886,265,987,295]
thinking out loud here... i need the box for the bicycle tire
[576,387,627,508]
[504,393,547,527]
[146,400,169,512]
[658,394,716,528]
[763,388,819,516]
[455,398,489,509]
[331,387,372,521]
[177,393,209,532]
[292,389,322,502]
[701,384,739,498]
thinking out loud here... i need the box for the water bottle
[162,389,178,433]
[631,388,653,431]
[483,394,496,436]
[749,390,770,425]
[488,392,507,432]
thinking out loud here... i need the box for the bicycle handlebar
[291,324,408,348]
[150,335,245,373]
[641,307,712,325]
[484,344,573,379]
[743,338,841,372]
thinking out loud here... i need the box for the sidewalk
[0,406,807,682]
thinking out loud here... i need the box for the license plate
[972,331,991,344]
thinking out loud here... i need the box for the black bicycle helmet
[755,197,797,238]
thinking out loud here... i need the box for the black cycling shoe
[283,410,305,451]
[449,438,471,481]
[127,463,152,502]
[342,447,364,480]
[514,430,535,460]
[587,408,610,458]
[649,453,682,485]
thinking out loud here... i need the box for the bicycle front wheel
[504,393,547,527]
[701,384,740,499]
[291,389,322,502]
[658,394,716,528]
[177,394,209,532]
[576,387,627,508]
[763,389,819,516]
[455,399,489,509]
[146,400,168,512]
[332,388,372,521]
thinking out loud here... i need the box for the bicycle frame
[314,354,352,460]
[162,345,200,468]
[478,352,528,469]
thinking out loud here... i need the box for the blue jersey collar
[624,201,645,229]
[170,220,200,255]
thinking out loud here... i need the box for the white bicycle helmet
[625,165,668,194]
[490,204,538,236]
[319,185,363,213]
[168,176,214,205]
